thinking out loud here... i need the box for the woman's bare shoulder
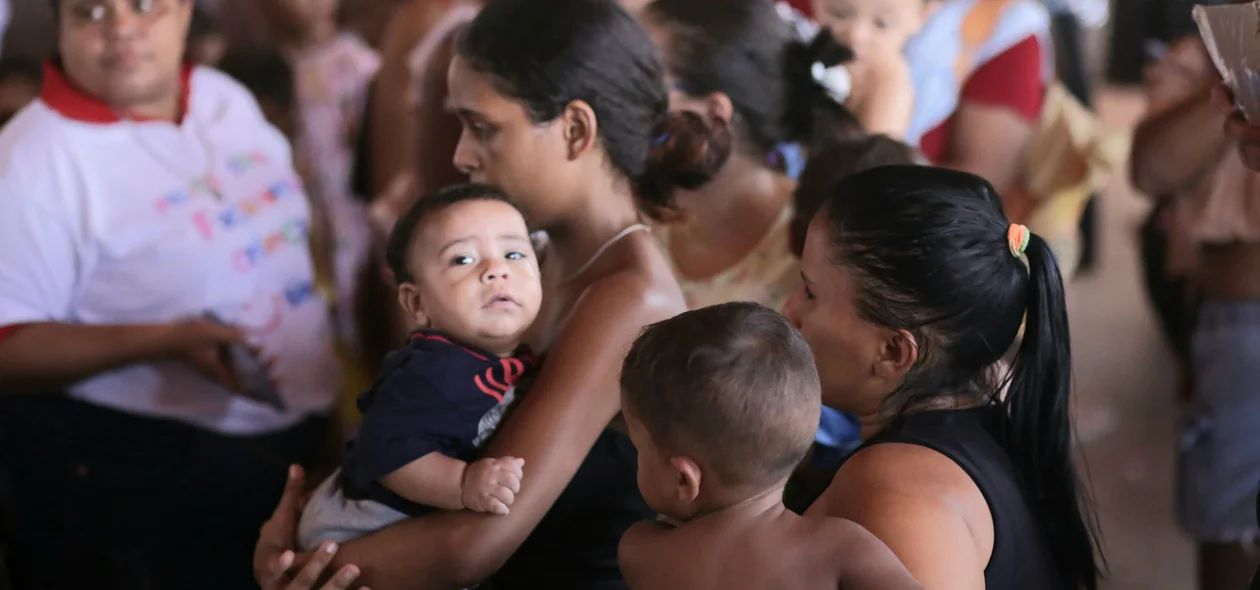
[811,443,991,587]
[573,267,684,331]
[572,236,686,325]
[837,443,975,498]
[810,442,984,528]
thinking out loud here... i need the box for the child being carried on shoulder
[811,0,932,138]
[617,302,923,590]
[298,184,542,550]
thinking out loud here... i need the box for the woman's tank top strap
[854,407,1064,590]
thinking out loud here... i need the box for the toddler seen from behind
[298,184,542,550]
[617,302,923,590]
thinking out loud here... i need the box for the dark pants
[0,394,328,590]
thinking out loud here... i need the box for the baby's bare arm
[853,57,914,139]
[379,453,523,514]
[379,452,469,511]
[822,519,924,590]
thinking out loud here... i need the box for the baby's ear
[669,456,703,506]
[396,282,431,329]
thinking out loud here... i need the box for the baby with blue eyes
[298,183,544,551]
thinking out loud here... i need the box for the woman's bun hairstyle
[782,29,865,149]
[635,110,734,220]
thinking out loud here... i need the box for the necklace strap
[560,223,650,284]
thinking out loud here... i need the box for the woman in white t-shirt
[0,1,339,588]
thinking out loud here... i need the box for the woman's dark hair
[457,0,729,220]
[789,135,919,256]
[385,183,527,285]
[819,165,1102,590]
[644,0,863,161]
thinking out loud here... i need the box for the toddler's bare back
[619,508,923,590]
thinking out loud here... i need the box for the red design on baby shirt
[410,332,536,403]
[473,356,533,403]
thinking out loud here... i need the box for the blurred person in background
[216,47,338,336]
[896,0,1052,198]
[0,1,340,588]
[257,0,380,357]
[1131,17,1260,590]
[1131,1,1234,402]
[1209,56,1260,590]
[638,0,867,480]
[809,0,930,138]
[1219,83,1260,173]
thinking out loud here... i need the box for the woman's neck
[669,156,792,279]
[855,392,993,441]
[680,155,787,230]
[543,177,644,282]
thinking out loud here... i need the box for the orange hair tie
[1007,223,1030,258]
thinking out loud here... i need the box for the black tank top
[852,407,1066,590]
[485,428,650,589]
[480,356,651,589]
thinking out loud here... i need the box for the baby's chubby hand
[461,457,525,515]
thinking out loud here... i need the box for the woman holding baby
[257,0,1101,588]
[257,0,706,587]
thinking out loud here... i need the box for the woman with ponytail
[639,0,868,464]
[786,164,1103,589]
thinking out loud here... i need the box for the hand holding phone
[197,313,287,411]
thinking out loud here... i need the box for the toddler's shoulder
[618,519,685,588]
[789,514,892,566]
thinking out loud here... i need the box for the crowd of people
[0,0,1250,589]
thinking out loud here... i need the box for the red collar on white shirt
[39,59,194,124]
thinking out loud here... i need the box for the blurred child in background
[259,0,382,356]
[810,0,932,137]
